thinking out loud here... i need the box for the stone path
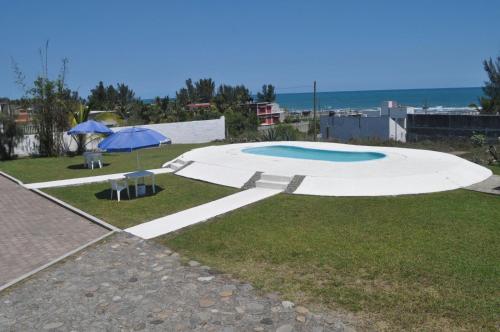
[126,188,282,239]
[466,174,500,195]
[0,175,108,289]
[24,168,173,189]
[0,233,356,331]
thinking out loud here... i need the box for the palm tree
[70,103,90,154]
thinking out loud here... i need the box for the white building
[320,101,412,142]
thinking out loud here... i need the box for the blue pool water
[242,145,385,162]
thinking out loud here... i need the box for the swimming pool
[242,145,386,162]
[166,142,492,196]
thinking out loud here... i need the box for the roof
[187,103,211,108]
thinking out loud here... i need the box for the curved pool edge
[164,141,493,197]
[241,145,386,162]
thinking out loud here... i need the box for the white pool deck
[21,142,492,240]
[165,141,493,196]
[126,187,281,239]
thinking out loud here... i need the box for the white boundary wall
[113,116,225,144]
[13,116,225,156]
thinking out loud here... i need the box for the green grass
[44,173,237,229]
[161,190,500,331]
[3,139,499,329]
[489,164,500,175]
[0,143,213,183]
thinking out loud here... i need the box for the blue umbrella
[68,120,113,135]
[98,127,170,169]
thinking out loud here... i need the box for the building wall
[321,115,389,141]
[320,115,406,142]
[388,117,407,142]
[13,116,226,157]
[114,116,225,144]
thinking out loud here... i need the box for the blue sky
[1,0,499,98]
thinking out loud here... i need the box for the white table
[124,170,156,197]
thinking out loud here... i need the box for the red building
[186,103,211,112]
[249,102,284,126]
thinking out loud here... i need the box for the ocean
[276,87,483,111]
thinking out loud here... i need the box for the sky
[1,0,499,99]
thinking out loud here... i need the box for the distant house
[248,102,284,126]
[0,98,12,115]
[320,101,412,142]
[14,109,31,124]
[0,98,32,125]
[186,103,211,112]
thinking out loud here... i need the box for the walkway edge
[126,188,281,239]
[0,171,24,186]
[0,231,115,293]
[31,188,121,232]
[0,171,120,232]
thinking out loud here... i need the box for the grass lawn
[161,190,500,331]
[44,173,237,229]
[0,143,212,183]
[489,164,500,175]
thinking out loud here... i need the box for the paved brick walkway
[0,176,108,288]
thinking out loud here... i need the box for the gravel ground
[0,232,359,332]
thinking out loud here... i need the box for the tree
[185,79,197,103]
[106,84,117,109]
[88,81,107,110]
[159,96,170,112]
[257,84,276,102]
[481,56,500,113]
[70,103,90,154]
[175,87,190,107]
[116,83,137,119]
[214,84,251,112]
[175,78,215,106]
[195,78,215,103]
[29,74,77,156]
[0,103,23,160]
[13,43,78,156]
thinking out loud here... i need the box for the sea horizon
[275,86,483,111]
[142,86,484,111]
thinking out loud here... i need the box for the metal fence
[407,114,500,141]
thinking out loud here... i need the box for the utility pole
[313,81,317,141]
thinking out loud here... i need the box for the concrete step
[255,179,289,190]
[168,161,184,171]
[260,174,292,183]
[174,159,187,165]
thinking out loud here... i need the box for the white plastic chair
[82,151,91,168]
[86,153,103,170]
[109,179,130,202]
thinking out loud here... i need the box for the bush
[226,111,258,137]
[470,133,486,147]
[0,112,23,160]
[261,124,301,141]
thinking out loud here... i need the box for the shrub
[0,112,23,160]
[261,124,301,141]
[470,133,486,147]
